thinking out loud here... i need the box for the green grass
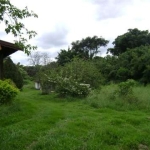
[0,83,150,149]
[85,84,150,111]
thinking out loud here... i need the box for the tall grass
[85,84,150,111]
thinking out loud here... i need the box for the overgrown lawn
[0,83,150,149]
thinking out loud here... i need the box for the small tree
[28,51,51,82]
[16,63,31,81]
[3,57,23,89]
[28,52,51,66]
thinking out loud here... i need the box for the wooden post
[0,52,3,79]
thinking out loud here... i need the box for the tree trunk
[0,52,3,79]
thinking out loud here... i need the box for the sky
[1,0,150,65]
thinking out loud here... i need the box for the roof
[0,40,21,58]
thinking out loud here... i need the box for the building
[0,40,20,79]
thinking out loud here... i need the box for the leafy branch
[0,0,38,55]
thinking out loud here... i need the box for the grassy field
[0,83,150,150]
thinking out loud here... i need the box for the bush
[4,57,23,89]
[116,79,136,96]
[56,77,90,97]
[0,80,19,105]
[40,74,57,94]
[4,79,17,88]
[115,79,138,103]
[40,58,102,97]
[59,58,104,88]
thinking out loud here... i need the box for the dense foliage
[71,36,109,59]
[56,36,109,66]
[40,58,100,97]
[108,28,150,56]
[56,49,76,66]
[0,80,19,104]
[24,66,37,79]
[56,77,90,97]
[40,74,90,97]
[91,45,150,85]
[60,58,104,88]
[3,57,23,89]
[113,46,150,84]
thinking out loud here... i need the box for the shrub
[116,79,136,96]
[56,77,91,97]
[40,58,102,96]
[115,79,138,103]
[4,79,17,88]
[3,57,23,89]
[59,58,104,88]
[40,74,57,94]
[0,80,19,105]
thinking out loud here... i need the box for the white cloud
[2,0,150,65]
[37,24,69,49]
[10,51,29,65]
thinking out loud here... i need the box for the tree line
[4,28,150,90]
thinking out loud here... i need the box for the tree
[24,66,37,79]
[42,52,51,66]
[94,46,150,84]
[16,63,30,81]
[28,51,51,82]
[109,46,150,84]
[28,51,42,66]
[0,0,38,54]
[107,28,150,56]
[56,36,109,66]
[71,36,109,59]
[56,48,76,66]
[3,57,23,89]
[92,55,118,83]
[28,51,51,66]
